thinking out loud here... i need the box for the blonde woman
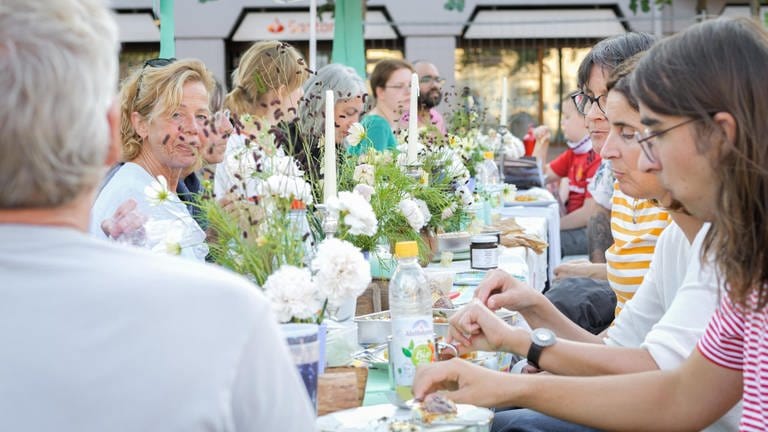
[91,59,217,260]
[214,40,309,198]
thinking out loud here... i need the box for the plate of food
[316,394,493,431]
[504,187,556,207]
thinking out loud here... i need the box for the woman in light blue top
[349,59,413,155]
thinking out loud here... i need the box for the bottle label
[471,246,498,269]
[390,316,435,395]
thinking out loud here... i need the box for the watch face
[532,328,556,347]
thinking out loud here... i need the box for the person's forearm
[559,205,590,230]
[536,341,659,376]
[542,165,560,185]
[587,206,612,263]
[583,263,607,279]
[517,293,604,344]
[502,353,740,431]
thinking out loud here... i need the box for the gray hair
[0,0,119,208]
[297,64,367,137]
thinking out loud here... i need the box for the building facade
[111,0,767,136]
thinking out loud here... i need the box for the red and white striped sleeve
[697,294,745,370]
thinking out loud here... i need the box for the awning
[464,8,626,39]
[232,10,397,42]
[115,12,160,43]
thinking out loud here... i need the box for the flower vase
[318,321,327,374]
[280,323,321,412]
[419,227,438,266]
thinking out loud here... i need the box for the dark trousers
[544,277,616,334]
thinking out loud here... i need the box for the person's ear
[105,100,122,166]
[130,110,149,142]
[712,111,737,153]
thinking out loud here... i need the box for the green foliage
[197,187,308,287]
[628,0,674,13]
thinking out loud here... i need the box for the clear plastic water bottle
[475,151,502,222]
[388,241,434,400]
[475,151,500,192]
[288,199,313,265]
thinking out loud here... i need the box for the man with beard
[413,61,448,135]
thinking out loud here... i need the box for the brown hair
[607,54,686,214]
[119,59,214,161]
[632,17,768,309]
[225,40,308,116]
[369,59,413,101]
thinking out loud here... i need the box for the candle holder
[315,204,339,239]
[404,163,425,183]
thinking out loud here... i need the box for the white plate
[316,403,493,431]
[503,199,556,207]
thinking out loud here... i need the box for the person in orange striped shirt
[604,183,671,315]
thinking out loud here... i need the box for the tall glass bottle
[388,241,434,400]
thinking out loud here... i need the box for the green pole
[159,0,175,58]
[331,0,366,78]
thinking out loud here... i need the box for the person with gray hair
[282,63,366,192]
[0,1,315,430]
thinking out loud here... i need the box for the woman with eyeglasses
[213,40,309,198]
[348,59,414,155]
[90,59,220,261]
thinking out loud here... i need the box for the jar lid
[471,235,497,244]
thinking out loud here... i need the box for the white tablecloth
[497,201,560,283]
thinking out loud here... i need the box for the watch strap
[527,341,544,369]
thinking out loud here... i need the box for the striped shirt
[606,183,671,316]
[699,292,768,431]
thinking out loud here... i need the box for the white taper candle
[501,77,508,127]
[407,72,419,165]
[323,90,336,204]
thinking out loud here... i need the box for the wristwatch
[526,328,556,369]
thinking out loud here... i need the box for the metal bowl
[437,232,472,253]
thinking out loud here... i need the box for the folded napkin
[501,232,548,255]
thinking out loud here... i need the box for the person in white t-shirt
[0,2,315,431]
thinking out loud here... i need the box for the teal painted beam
[159,0,175,59]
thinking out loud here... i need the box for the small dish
[453,270,487,286]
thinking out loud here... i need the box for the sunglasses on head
[134,57,177,107]
[143,57,176,69]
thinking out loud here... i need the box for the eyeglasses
[571,91,606,116]
[134,57,177,105]
[419,75,446,86]
[634,117,700,163]
[384,83,412,92]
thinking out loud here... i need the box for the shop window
[455,40,593,141]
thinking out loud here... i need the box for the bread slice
[414,393,458,424]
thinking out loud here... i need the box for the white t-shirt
[586,160,614,210]
[0,224,315,432]
[605,222,741,431]
[91,162,208,260]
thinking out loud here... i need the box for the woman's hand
[100,198,147,245]
[413,358,508,407]
[474,269,540,312]
[446,299,517,354]
[202,110,233,165]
